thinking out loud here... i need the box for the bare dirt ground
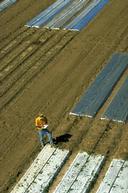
[0,0,128,192]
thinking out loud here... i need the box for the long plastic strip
[101,77,128,123]
[70,53,128,117]
[11,145,56,193]
[0,0,16,11]
[26,0,65,26]
[110,161,128,193]
[27,148,69,193]
[11,145,69,193]
[65,0,109,31]
[96,159,128,193]
[54,152,105,193]
[45,0,88,29]
[27,0,71,28]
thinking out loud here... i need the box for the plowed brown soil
[0,0,128,193]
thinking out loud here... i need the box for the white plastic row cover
[11,145,69,193]
[54,152,105,193]
[96,159,128,193]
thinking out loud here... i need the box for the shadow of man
[53,133,72,145]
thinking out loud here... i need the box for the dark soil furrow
[0,31,63,97]
[0,32,75,111]
[0,29,52,83]
[0,29,46,72]
[0,26,28,50]
[0,28,36,60]
[79,120,110,153]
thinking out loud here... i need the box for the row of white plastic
[11,145,69,193]
[10,145,128,193]
[96,159,128,193]
[54,152,105,193]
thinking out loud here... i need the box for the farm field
[0,0,128,193]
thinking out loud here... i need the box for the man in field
[35,114,54,147]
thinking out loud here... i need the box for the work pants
[38,129,53,146]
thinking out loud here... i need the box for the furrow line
[79,121,111,155]
[0,32,75,111]
[0,29,48,72]
[0,26,28,50]
[0,30,56,97]
[0,28,36,60]
[0,29,51,81]
[95,123,124,156]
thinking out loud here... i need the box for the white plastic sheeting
[96,159,128,193]
[45,0,89,29]
[54,152,105,193]
[11,145,69,193]
[26,0,71,28]
[25,0,109,31]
